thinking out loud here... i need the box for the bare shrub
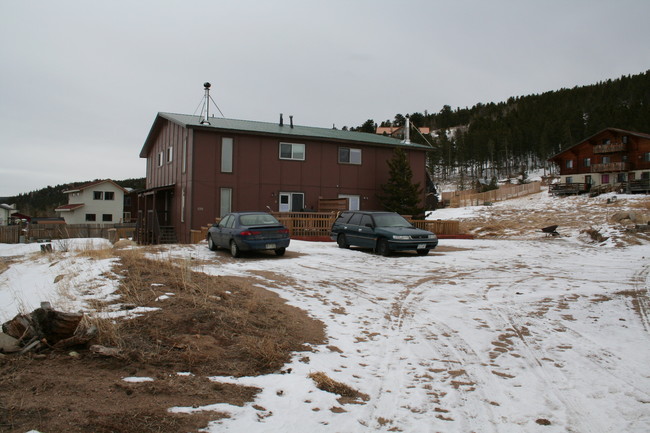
[581,228,608,243]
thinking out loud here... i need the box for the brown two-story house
[548,128,650,194]
[138,112,430,243]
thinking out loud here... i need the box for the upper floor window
[222,137,233,172]
[339,147,362,164]
[565,160,573,169]
[104,191,115,200]
[93,191,103,200]
[644,152,650,162]
[157,152,164,167]
[602,138,611,145]
[583,158,591,167]
[166,147,173,163]
[602,156,611,164]
[279,142,305,161]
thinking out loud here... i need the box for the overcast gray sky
[1,0,649,197]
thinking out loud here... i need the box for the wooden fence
[0,223,136,244]
[444,181,541,208]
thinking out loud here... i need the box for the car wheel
[337,233,349,249]
[376,238,391,256]
[275,247,286,256]
[416,248,429,256]
[230,241,241,258]
[207,235,217,251]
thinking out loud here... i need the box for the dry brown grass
[308,371,369,402]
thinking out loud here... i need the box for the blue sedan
[207,212,290,257]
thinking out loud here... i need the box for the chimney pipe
[280,113,283,127]
[403,115,411,144]
[289,115,293,128]
[201,82,211,125]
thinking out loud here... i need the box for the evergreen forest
[356,70,650,187]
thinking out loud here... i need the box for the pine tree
[378,148,424,216]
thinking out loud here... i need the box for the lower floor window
[102,214,112,222]
[85,214,96,222]
[601,174,610,184]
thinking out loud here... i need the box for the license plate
[266,243,276,249]
[417,244,426,249]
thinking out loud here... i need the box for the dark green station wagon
[330,211,438,256]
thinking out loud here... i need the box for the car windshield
[373,213,412,228]
[239,214,280,226]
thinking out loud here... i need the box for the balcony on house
[590,162,629,173]
[593,142,626,154]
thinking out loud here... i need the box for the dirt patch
[0,249,326,433]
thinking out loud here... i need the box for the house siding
[59,182,126,225]
[550,129,650,187]
[142,117,428,243]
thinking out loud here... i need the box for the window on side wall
[221,137,233,173]
[102,214,112,222]
[279,142,305,161]
[93,191,103,200]
[104,191,114,200]
[339,147,362,164]
[167,147,173,163]
[85,214,96,222]
[583,158,591,167]
[566,160,573,169]
[644,152,650,162]
[158,152,164,167]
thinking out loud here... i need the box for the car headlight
[428,235,436,239]
[393,235,410,240]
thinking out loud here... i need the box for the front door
[279,192,304,212]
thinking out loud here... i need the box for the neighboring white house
[0,203,17,225]
[55,180,127,225]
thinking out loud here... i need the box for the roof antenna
[195,82,225,123]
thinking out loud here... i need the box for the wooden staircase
[159,226,177,244]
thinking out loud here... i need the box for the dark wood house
[138,113,431,243]
[548,128,650,195]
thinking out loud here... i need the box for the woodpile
[0,302,96,356]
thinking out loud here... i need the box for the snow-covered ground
[1,192,649,432]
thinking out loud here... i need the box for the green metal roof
[152,112,431,150]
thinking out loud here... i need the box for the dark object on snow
[1,303,88,354]
[542,225,559,237]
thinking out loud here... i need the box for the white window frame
[157,151,164,167]
[220,188,232,217]
[279,142,305,161]
[166,146,173,163]
[182,135,187,174]
[221,137,233,173]
[338,194,360,210]
[338,147,362,165]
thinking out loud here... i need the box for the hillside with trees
[360,70,650,188]
[5,178,145,217]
